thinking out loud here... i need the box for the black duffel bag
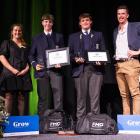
[76,113,118,135]
[39,109,74,133]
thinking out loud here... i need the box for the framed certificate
[46,47,70,68]
[87,51,109,62]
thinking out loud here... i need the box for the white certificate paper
[88,52,108,61]
[48,50,68,65]
[46,47,70,68]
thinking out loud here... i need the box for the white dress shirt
[82,29,91,35]
[115,22,129,60]
[44,30,52,35]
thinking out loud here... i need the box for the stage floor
[1,134,140,140]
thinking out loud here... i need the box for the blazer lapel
[127,22,131,47]
[51,32,57,49]
[79,31,94,49]
[41,32,57,49]
[79,32,83,50]
[89,31,94,50]
[40,33,49,49]
[77,32,84,56]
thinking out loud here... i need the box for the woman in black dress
[0,23,32,115]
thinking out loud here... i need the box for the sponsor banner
[3,115,39,137]
[117,115,140,134]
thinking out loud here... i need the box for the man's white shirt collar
[118,22,128,33]
[82,29,91,35]
[44,30,52,35]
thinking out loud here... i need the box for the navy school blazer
[68,30,106,77]
[29,32,64,78]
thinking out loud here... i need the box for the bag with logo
[39,109,74,133]
[76,113,118,135]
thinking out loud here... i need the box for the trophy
[37,56,45,70]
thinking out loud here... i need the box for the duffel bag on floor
[76,113,118,135]
[40,109,73,133]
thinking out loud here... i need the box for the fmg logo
[92,122,104,127]
[50,122,61,127]
[13,122,29,128]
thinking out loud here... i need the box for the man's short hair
[41,14,54,22]
[117,5,129,14]
[79,13,92,21]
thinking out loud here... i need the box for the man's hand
[128,50,140,58]
[54,64,61,68]
[36,64,44,71]
[95,61,102,65]
[75,57,85,64]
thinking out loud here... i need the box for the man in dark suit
[113,5,140,114]
[68,13,106,119]
[29,14,64,116]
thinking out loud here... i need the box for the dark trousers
[37,71,63,116]
[74,67,103,119]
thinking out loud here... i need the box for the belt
[116,57,138,62]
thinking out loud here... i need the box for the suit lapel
[79,32,83,50]
[127,22,131,47]
[51,32,57,49]
[74,32,83,56]
[89,31,94,50]
[40,33,49,49]
[41,32,57,49]
[79,31,95,50]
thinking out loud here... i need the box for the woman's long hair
[10,23,27,46]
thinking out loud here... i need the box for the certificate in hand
[46,47,70,68]
[87,51,108,62]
